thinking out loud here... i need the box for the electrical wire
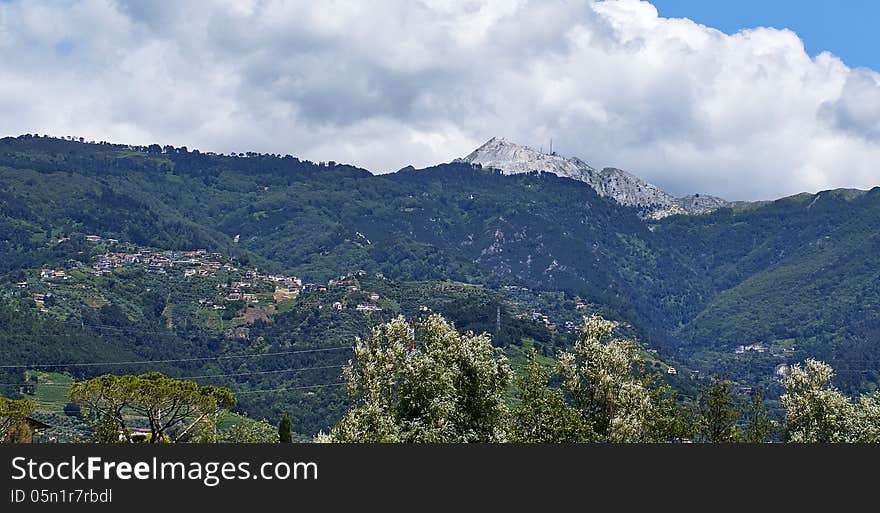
[0,345,352,369]
[235,382,346,395]
[0,363,346,386]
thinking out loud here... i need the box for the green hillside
[2,134,880,432]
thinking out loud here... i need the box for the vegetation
[329,315,511,442]
[743,391,776,443]
[2,135,880,440]
[697,380,742,443]
[0,396,34,441]
[781,360,880,442]
[329,315,878,443]
[4,314,877,443]
[511,352,595,442]
[224,418,278,443]
[278,413,292,443]
[69,373,235,443]
[511,315,697,443]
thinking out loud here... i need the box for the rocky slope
[458,137,728,218]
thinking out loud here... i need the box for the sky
[651,0,880,70]
[1,0,879,201]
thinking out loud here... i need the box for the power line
[10,380,349,396]
[4,316,312,338]
[175,364,343,380]
[0,363,345,386]
[0,345,352,369]
[235,382,346,395]
[2,319,207,337]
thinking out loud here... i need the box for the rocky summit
[458,137,728,218]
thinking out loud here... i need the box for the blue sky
[652,0,880,70]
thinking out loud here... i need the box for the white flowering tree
[556,315,656,442]
[330,315,511,442]
[781,360,853,443]
[848,392,880,443]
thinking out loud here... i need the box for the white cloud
[1,0,879,200]
[820,69,880,141]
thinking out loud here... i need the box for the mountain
[3,133,880,427]
[458,137,728,218]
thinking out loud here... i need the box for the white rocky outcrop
[458,137,728,218]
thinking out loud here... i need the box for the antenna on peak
[549,138,553,155]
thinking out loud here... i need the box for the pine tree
[743,391,775,443]
[278,413,292,443]
[697,379,743,443]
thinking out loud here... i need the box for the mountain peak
[459,138,728,218]
[459,137,596,179]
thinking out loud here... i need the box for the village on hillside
[10,235,393,325]
[11,234,598,334]
[4,234,635,349]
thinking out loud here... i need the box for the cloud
[819,69,880,142]
[1,0,880,199]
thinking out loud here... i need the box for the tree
[743,391,775,443]
[781,360,852,443]
[643,380,697,443]
[0,397,35,442]
[512,319,695,443]
[556,315,655,442]
[70,373,236,444]
[697,379,742,443]
[69,374,135,442]
[846,392,880,443]
[330,315,511,442]
[511,351,595,443]
[225,419,278,443]
[278,413,292,443]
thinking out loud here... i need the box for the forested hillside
[2,134,880,436]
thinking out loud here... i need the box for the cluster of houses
[15,235,311,314]
[531,311,552,326]
[735,343,767,354]
[21,270,69,311]
[324,271,387,314]
[82,236,306,297]
[92,246,236,277]
[219,273,303,305]
[332,300,383,313]
[502,285,591,334]
[31,292,50,312]
[510,311,577,334]
[39,269,69,280]
[84,237,396,316]
[17,234,402,319]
